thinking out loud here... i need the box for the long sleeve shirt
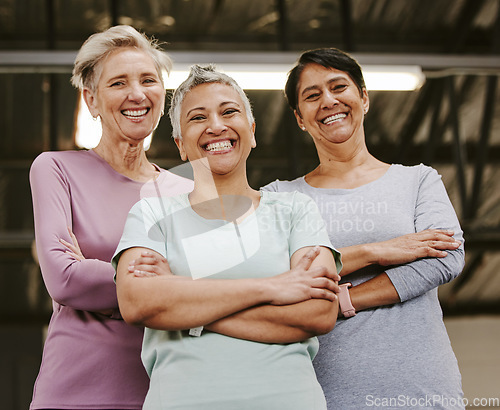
[263,164,465,410]
[29,149,193,410]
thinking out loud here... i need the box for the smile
[204,140,234,152]
[322,113,347,124]
[122,108,149,118]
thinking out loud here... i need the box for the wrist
[338,283,356,318]
[363,243,380,266]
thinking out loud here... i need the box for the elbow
[116,287,151,327]
[119,307,145,327]
[305,300,338,336]
[441,247,466,283]
[117,299,146,326]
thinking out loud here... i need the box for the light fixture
[166,63,425,91]
[75,61,425,149]
[362,65,425,91]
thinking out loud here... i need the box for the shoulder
[261,190,318,214]
[132,192,189,217]
[156,170,194,196]
[30,150,93,172]
[389,163,441,186]
[391,163,437,178]
[260,176,305,192]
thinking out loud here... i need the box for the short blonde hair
[71,25,172,92]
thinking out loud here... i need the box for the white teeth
[123,109,148,117]
[323,113,346,124]
[205,140,233,152]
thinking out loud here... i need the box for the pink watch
[338,283,356,317]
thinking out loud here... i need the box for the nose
[320,90,339,109]
[128,83,146,103]
[206,115,228,135]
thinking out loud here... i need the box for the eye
[223,108,239,116]
[304,92,320,101]
[189,114,206,121]
[143,77,159,84]
[332,84,348,92]
[110,80,124,87]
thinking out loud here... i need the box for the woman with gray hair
[113,65,342,409]
[29,25,193,409]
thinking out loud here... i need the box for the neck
[313,129,376,175]
[93,137,157,182]
[189,168,260,222]
[307,131,389,189]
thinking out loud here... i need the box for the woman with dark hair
[263,47,466,409]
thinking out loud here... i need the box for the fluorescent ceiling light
[362,65,425,91]
[75,63,424,149]
[166,63,425,91]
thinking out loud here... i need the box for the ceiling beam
[340,0,354,51]
[1,51,500,74]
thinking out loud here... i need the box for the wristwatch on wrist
[338,283,356,318]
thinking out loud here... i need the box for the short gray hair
[71,25,172,92]
[169,64,255,140]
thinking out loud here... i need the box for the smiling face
[175,82,256,177]
[83,47,165,145]
[295,63,369,147]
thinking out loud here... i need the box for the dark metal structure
[0,1,499,407]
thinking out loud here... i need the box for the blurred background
[0,0,499,408]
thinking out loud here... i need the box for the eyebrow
[107,71,159,83]
[300,76,347,96]
[185,100,241,118]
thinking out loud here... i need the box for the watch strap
[338,283,356,317]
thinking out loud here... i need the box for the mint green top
[113,190,341,410]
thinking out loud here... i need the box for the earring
[92,115,98,121]
[301,126,306,131]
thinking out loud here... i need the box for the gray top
[263,164,465,410]
[113,190,341,410]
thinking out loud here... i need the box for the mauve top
[29,149,193,410]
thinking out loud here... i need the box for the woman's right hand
[128,250,173,278]
[267,246,340,306]
[373,229,461,266]
[60,226,85,261]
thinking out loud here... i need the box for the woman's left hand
[128,251,173,278]
[60,226,85,261]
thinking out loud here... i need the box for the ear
[82,88,99,119]
[362,88,370,115]
[174,138,188,161]
[250,122,257,148]
[294,110,306,131]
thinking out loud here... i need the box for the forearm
[117,248,280,330]
[206,299,338,343]
[385,246,465,302]
[337,244,376,276]
[37,249,120,312]
[206,247,339,343]
[348,273,400,312]
[118,274,276,330]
